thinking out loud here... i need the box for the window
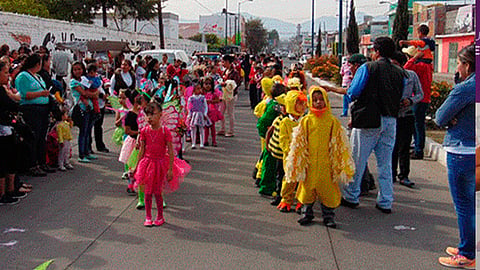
[448,42,458,73]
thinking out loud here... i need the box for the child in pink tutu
[134,102,191,227]
[119,96,142,195]
[203,76,223,147]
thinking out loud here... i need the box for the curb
[305,71,447,167]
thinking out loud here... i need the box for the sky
[163,0,391,23]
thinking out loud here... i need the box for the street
[0,78,458,269]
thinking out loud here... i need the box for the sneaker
[136,201,145,210]
[163,200,167,208]
[65,164,74,170]
[200,144,204,149]
[126,188,136,196]
[58,166,67,171]
[78,157,91,163]
[41,165,56,173]
[144,219,153,227]
[122,172,129,179]
[438,255,475,269]
[153,218,165,226]
[323,218,337,228]
[191,144,196,149]
[0,195,19,205]
[225,132,234,137]
[410,152,424,160]
[86,154,97,160]
[9,191,27,199]
[399,178,415,188]
[341,198,359,209]
[375,203,392,214]
[446,247,459,256]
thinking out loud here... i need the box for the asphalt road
[0,72,458,269]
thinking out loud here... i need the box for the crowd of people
[0,25,475,268]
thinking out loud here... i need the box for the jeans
[342,95,349,116]
[342,116,396,209]
[78,111,95,158]
[446,152,475,259]
[412,102,428,155]
[20,104,50,167]
[392,116,415,180]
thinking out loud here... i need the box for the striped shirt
[268,115,284,159]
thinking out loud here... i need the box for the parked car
[137,49,191,67]
[194,52,221,61]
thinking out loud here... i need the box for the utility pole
[338,0,343,65]
[311,0,315,57]
[225,0,228,46]
[158,0,165,49]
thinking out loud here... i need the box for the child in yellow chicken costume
[285,86,355,227]
[276,90,307,212]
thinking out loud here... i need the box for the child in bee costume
[286,86,355,227]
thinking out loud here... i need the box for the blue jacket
[435,73,475,148]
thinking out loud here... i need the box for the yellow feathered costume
[285,86,355,208]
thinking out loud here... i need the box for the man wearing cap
[402,46,433,160]
[331,37,406,213]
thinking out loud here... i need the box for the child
[276,90,307,212]
[134,102,191,227]
[81,64,102,113]
[119,95,142,195]
[57,109,74,171]
[188,83,211,149]
[257,83,287,196]
[203,76,223,147]
[285,86,355,228]
[218,80,237,137]
[112,89,129,147]
[399,24,435,64]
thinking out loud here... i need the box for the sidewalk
[0,88,458,269]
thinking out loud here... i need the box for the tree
[315,24,322,56]
[40,0,99,23]
[0,0,49,17]
[346,0,359,54]
[245,19,268,54]
[189,33,223,52]
[392,0,409,50]
[113,0,156,32]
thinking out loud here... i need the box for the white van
[137,49,191,67]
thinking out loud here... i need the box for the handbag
[70,103,84,128]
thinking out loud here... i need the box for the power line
[190,0,215,13]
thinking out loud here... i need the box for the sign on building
[454,5,473,33]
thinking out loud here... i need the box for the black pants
[274,158,285,195]
[93,107,106,150]
[249,83,258,109]
[20,104,49,168]
[392,115,415,180]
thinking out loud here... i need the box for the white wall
[0,11,205,54]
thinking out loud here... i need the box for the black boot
[252,167,258,180]
[298,204,314,225]
[270,196,281,206]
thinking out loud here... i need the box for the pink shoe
[153,218,165,226]
[144,219,153,227]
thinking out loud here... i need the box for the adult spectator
[145,58,160,83]
[15,53,53,176]
[402,45,433,160]
[241,53,251,90]
[390,51,424,188]
[70,61,98,163]
[110,59,136,103]
[52,49,73,91]
[436,45,475,269]
[340,37,406,213]
[218,54,241,137]
[0,44,10,58]
[159,53,169,74]
[0,61,22,204]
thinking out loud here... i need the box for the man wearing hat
[402,46,433,160]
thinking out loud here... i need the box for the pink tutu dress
[205,89,224,123]
[134,125,191,194]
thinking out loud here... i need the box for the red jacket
[404,58,433,103]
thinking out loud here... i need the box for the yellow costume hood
[261,77,274,97]
[285,90,307,116]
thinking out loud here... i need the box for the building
[179,23,199,39]
[434,4,475,73]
